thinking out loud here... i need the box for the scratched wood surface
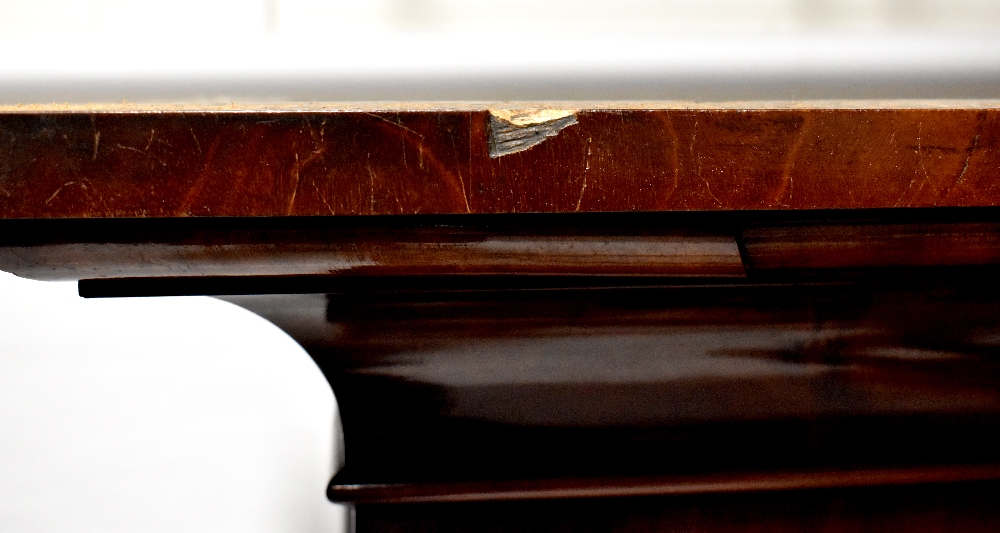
[1,102,999,218]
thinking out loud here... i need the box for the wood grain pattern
[742,222,1000,269]
[2,104,999,218]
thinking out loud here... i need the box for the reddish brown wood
[330,464,1000,504]
[1,235,744,281]
[0,221,743,281]
[6,207,1000,284]
[1,104,999,218]
[742,222,1000,269]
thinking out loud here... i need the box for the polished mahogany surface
[224,272,1000,501]
[4,209,1000,285]
[0,213,744,282]
[1,103,1000,218]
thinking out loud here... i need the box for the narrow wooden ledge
[1,101,999,219]
[329,464,1000,504]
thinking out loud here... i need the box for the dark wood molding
[330,465,1000,504]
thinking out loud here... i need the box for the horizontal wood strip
[328,464,1000,504]
[9,212,1000,282]
[1,104,999,218]
[2,235,743,281]
[742,222,1000,269]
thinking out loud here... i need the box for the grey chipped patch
[488,109,578,158]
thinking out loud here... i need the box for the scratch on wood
[189,126,202,155]
[89,115,99,161]
[689,118,697,156]
[689,118,719,205]
[702,176,723,206]
[363,113,425,140]
[299,144,327,169]
[953,134,980,189]
[575,137,592,212]
[690,117,702,182]
[916,123,931,183]
[774,114,811,205]
[177,134,220,215]
[368,114,466,211]
[312,179,336,215]
[488,109,578,158]
[116,143,167,167]
[45,181,75,205]
[897,123,930,206]
[666,115,678,192]
[305,117,317,140]
[145,129,155,151]
[937,133,981,205]
[288,153,300,215]
[116,143,143,155]
[366,164,376,215]
[450,135,471,213]
[653,113,680,205]
[393,189,404,212]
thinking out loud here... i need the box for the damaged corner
[488,109,579,158]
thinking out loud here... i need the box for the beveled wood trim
[329,464,1000,504]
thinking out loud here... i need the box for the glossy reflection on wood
[223,275,1000,504]
[2,103,1000,218]
[6,210,1000,284]
[334,464,1000,504]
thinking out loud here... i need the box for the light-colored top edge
[2,100,1000,113]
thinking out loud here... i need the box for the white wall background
[2,0,1000,36]
[0,271,345,533]
[2,0,1000,103]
